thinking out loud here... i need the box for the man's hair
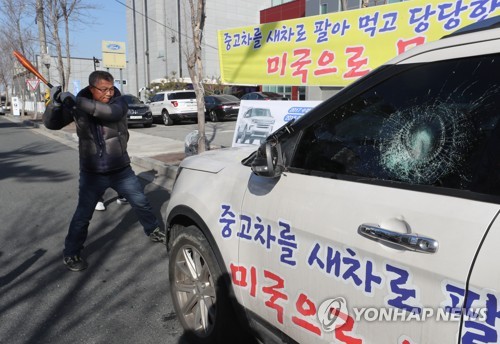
[89,71,114,86]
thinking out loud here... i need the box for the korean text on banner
[217,0,500,87]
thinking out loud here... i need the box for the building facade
[125,0,273,98]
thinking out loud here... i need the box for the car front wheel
[169,225,253,343]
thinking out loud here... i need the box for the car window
[292,54,500,196]
[204,97,213,104]
[250,108,271,117]
[168,92,196,100]
[221,95,240,102]
[123,95,142,105]
[151,93,164,102]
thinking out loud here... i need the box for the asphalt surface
[0,115,192,344]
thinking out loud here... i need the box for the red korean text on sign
[262,270,289,324]
[314,50,339,77]
[230,264,257,297]
[267,53,288,76]
[292,293,322,336]
[343,46,370,79]
[290,48,312,84]
[396,36,426,55]
[334,312,363,344]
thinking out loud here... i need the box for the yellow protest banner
[218,0,500,86]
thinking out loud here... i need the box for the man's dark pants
[63,165,159,257]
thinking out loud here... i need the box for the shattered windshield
[292,54,500,195]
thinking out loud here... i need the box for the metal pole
[36,0,49,84]
[177,0,182,78]
[132,0,140,96]
[119,69,123,93]
[144,0,151,86]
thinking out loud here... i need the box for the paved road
[0,117,189,344]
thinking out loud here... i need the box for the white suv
[165,22,500,344]
[148,90,197,125]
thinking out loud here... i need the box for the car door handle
[358,224,439,253]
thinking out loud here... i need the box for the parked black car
[240,91,288,101]
[123,94,153,127]
[204,94,241,122]
[0,96,10,115]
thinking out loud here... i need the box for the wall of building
[126,0,272,98]
[261,0,305,22]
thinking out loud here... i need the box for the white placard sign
[11,97,20,116]
[232,100,322,147]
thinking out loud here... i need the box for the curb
[5,115,180,190]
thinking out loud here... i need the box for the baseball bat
[13,50,53,88]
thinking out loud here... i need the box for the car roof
[124,94,139,98]
[387,25,500,66]
[158,89,194,94]
[206,94,230,98]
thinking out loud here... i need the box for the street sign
[26,79,40,91]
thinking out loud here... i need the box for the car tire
[169,225,251,344]
[162,110,174,126]
[209,110,219,122]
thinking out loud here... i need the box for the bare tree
[340,0,348,11]
[43,0,95,91]
[185,0,207,153]
[0,36,15,102]
[0,0,37,114]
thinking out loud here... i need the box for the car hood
[180,146,256,173]
[128,104,150,110]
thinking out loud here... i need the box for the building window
[337,0,361,10]
[272,0,294,6]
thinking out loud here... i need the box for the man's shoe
[149,227,166,244]
[116,196,128,205]
[95,201,106,211]
[63,255,88,272]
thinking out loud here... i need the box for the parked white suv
[148,90,197,125]
[165,20,500,344]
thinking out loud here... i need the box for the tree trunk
[186,0,207,153]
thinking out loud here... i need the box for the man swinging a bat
[43,71,166,272]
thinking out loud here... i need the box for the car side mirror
[251,141,284,178]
